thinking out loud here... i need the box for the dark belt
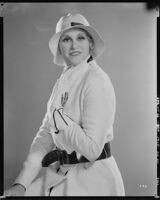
[42,143,111,167]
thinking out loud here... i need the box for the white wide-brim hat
[49,13,105,66]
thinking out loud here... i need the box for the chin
[70,57,85,66]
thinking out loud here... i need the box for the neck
[64,55,91,72]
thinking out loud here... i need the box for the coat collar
[50,58,99,109]
[62,55,91,74]
[59,57,99,87]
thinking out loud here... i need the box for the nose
[71,39,78,50]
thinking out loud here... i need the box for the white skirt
[25,156,125,196]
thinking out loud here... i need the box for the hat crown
[49,13,105,66]
[56,13,90,33]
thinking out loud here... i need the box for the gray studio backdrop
[3,3,157,196]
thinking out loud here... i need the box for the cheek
[59,45,69,56]
[82,42,90,53]
[85,40,90,49]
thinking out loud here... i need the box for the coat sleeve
[14,111,55,189]
[55,74,116,161]
[13,82,59,189]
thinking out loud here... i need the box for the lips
[70,51,81,56]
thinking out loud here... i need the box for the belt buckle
[62,150,70,164]
[56,149,70,165]
[56,149,64,165]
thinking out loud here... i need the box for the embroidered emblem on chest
[61,92,69,107]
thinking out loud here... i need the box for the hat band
[70,22,84,26]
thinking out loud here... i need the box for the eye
[62,37,71,43]
[77,36,86,41]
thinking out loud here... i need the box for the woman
[4,13,125,196]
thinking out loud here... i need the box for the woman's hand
[4,184,26,196]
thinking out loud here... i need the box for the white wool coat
[14,59,125,196]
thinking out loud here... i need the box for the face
[59,28,93,67]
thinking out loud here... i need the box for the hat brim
[49,25,105,66]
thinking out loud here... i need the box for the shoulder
[85,61,114,91]
[83,61,116,107]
